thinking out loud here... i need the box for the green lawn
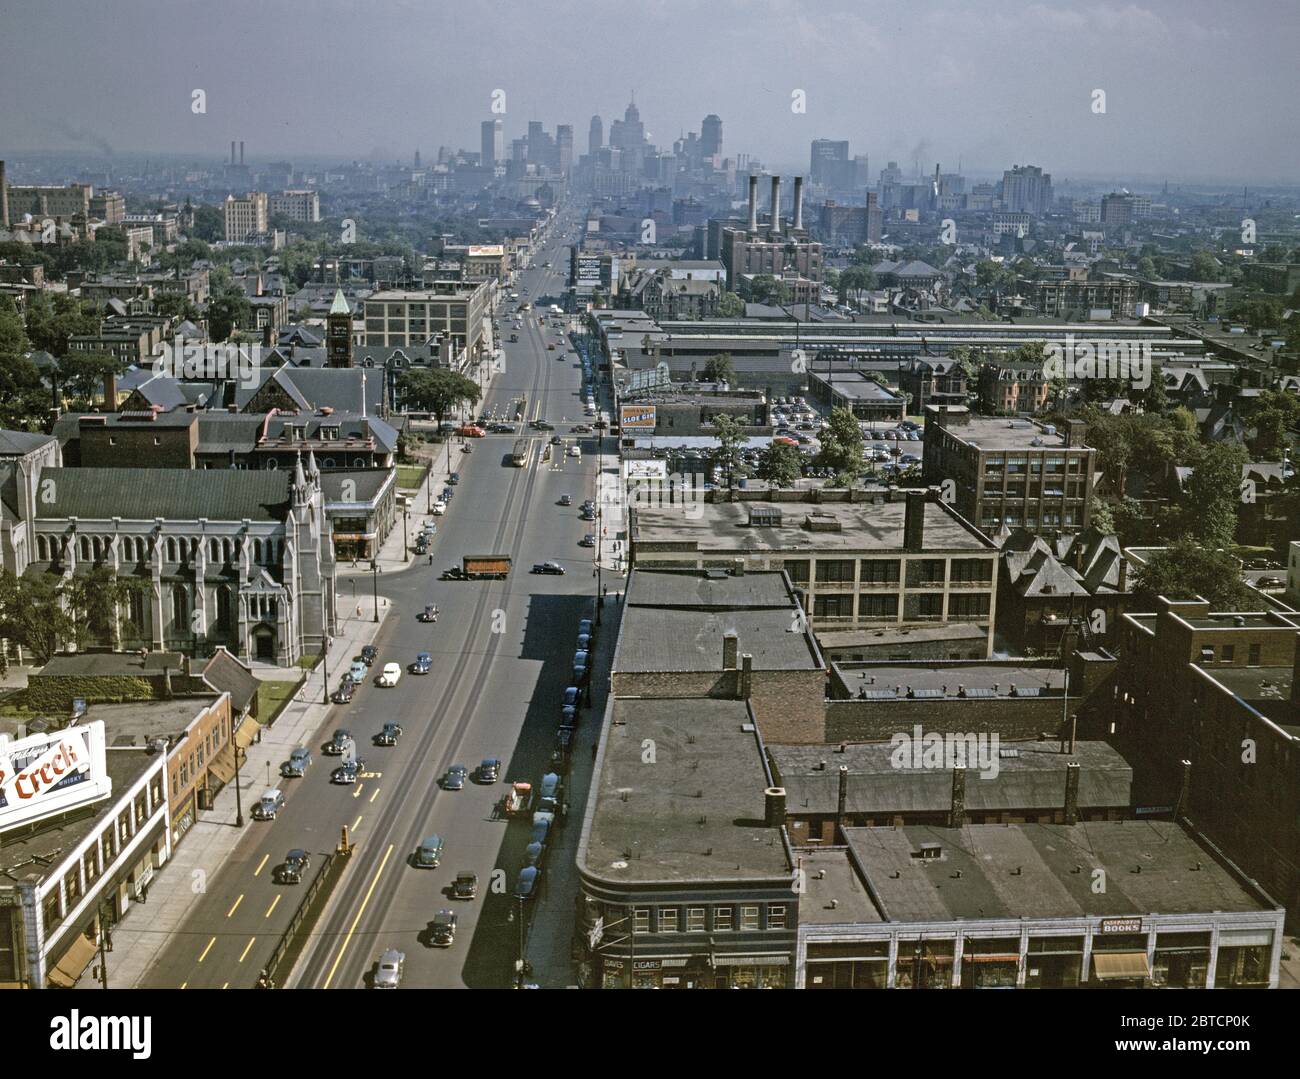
[255,678,301,725]
[396,464,428,491]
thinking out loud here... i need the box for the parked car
[442,764,468,791]
[411,652,432,674]
[252,788,285,821]
[414,834,444,868]
[324,729,353,756]
[349,660,368,682]
[281,747,312,778]
[451,872,479,900]
[375,721,403,746]
[331,760,365,784]
[376,662,401,687]
[360,645,378,666]
[275,849,311,884]
[448,472,461,485]
[430,910,458,947]
[476,758,500,783]
[373,949,404,989]
[513,866,541,901]
[532,561,566,574]
[431,500,447,515]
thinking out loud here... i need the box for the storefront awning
[208,745,237,787]
[46,932,98,989]
[712,954,791,967]
[235,715,261,750]
[1093,951,1150,981]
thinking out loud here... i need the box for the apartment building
[223,192,269,242]
[923,406,1096,535]
[268,189,320,223]
[362,281,491,366]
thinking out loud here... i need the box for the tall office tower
[810,139,851,188]
[0,160,7,229]
[879,160,903,186]
[556,124,574,174]
[700,114,723,161]
[588,115,603,156]
[866,190,882,243]
[1000,164,1054,215]
[481,119,503,166]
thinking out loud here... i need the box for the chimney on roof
[747,174,758,233]
[1063,761,1080,825]
[904,490,926,552]
[836,764,849,838]
[103,371,117,412]
[764,786,786,827]
[792,176,804,231]
[949,765,967,828]
[722,631,738,671]
[739,653,753,701]
[1064,418,1087,447]
[770,176,782,235]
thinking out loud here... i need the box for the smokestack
[904,491,926,552]
[747,175,758,232]
[240,141,245,166]
[0,160,7,229]
[792,176,804,231]
[770,175,781,234]
[231,141,236,166]
[764,787,786,827]
[1063,761,1080,825]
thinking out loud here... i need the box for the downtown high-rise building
[588,114,603,156]
[700,113,723,161]
[556,124,574,174]
[480,118,503,166]
[1000,164,1053,215]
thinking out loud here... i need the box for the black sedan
[274,849,311,884]
[375,722,403,746]
[531,561,566,575]
[331,680,355,704]
[360,645,378,666]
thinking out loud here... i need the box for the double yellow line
[321,843,395,989]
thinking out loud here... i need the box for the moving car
[580,533,596,547]
[558,493,572,506]
[531,561,565,574]
[476,758,500,783]
[411,652,432,674]
[415,834,444,868]
[442,764,468,790]
[567,444,581,458]
[331,760,365,784]
[532,419,555,431]
[281,747,312,778]
[375,721,403,746]
[324,729,353,756]
[275,849,311,884]
[252,788,285,821]
[418,604,438,623]
[430,910,458,947]
[373,950,404,989]
[456,424,486,437]
[376,663,401,687]
[451,872,479,900]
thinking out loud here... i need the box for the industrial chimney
[240,141,245,166]
[230,140,236,165]
[770,175,782,234]
[747,174,758,233]
[792,176,804,231]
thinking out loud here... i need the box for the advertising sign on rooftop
[0,721,112,833]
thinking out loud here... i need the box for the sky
[2,0,1298,185]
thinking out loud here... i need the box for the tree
[756,441,802,487]
[397,368,481,430]
[703,352,735,385]
[747,275,789,305]
[1189,251,1220,282]
[0,571,74,665]
[1132,540,1255,610]
[1241,389,1300,460]
[718,291,744,317]
[1136,368,1170,414]
[24,292,99,357]
[155,292,202,323]
[1136,256,1158,280]
[710,414,747,489]
[63,568,145,650]
[1089,498,1116,534]
[190,204,224,243]
[838,266,877,305]
[57,351,130,407]
[817,406,865,477]
[207,286,252,343]
[1183,440,1247,549]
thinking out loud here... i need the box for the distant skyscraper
[700,114,722,160]
[556,124,574,174]
[588,115,603,156]
[1000,164,1053,215]
[480,119,503,166]
[810,139,850,187]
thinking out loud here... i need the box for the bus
[511,438,536,467]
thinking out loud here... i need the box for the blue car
[411,652,432,675]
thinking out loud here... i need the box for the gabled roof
[0,429,57,456]
[33,467,291,522]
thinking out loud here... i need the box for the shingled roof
[34,467,292,522]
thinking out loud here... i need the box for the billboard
[0,721,112,832]
[620,404,657,431]
[574,255,602,290]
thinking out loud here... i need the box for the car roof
[421,834,443,846]
[287,848,308,858]
[290,747,309,757]
[379,949,403,963]
[261,788,281,798]
[417,652,431,660]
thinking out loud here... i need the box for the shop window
[961,937,1020,989]
[1215,939,1271,988]
[1152,931,1210,989]
[894,939,955,989]
[1024,936,1083,988]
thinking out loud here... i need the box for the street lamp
[232,733,244,828]
[402,508,410,562]
[321,634,332,705]
[370,560,381,623]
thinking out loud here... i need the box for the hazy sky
[3,0,1298,184]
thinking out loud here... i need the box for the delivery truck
[441,554,511,580]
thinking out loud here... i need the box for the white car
[376,663,401,687]
[431,501,447,516]
[373,949,404,989]
[567,445,581,459]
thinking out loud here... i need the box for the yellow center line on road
[265,895,282,919]
[180,982,187,990]
[352,814,363,831]
[226,894,244,918]
[238,937,257,964]
[253,854,269,877]
[322,842,394,990]
[369,787,381,803]
[197,936,217,963]
[221,982,229,989]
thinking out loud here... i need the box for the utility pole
[371,560,380,623]
[321,634,332,706]
[95,902,110,989]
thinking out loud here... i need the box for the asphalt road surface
[139,211,608,988]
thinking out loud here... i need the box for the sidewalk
[78,439,472,988]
